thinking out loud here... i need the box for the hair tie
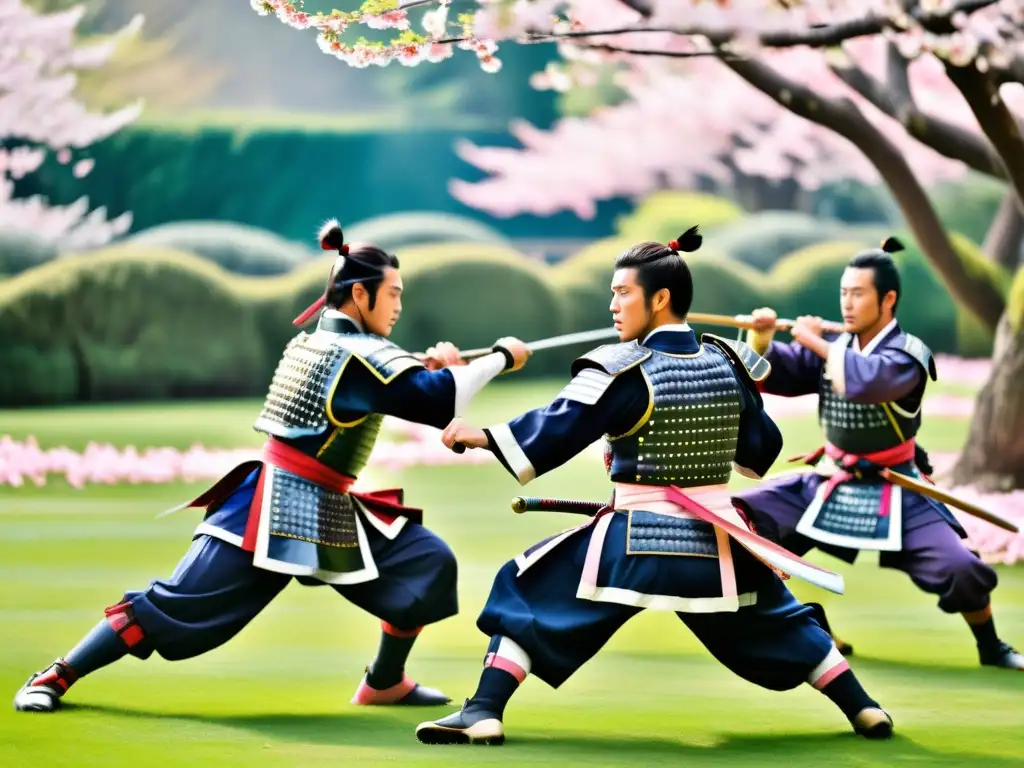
[668,225,702,254]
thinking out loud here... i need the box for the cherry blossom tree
[254,0,1024,494]
[2,0,143,249]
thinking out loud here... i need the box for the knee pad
[103,599,146,649]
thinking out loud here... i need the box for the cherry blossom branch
[496,0,1002,50]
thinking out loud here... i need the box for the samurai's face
[609,268,651,342]
[840,266,895,334]
[352,267,403,337]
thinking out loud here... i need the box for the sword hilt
[511,496,607,516]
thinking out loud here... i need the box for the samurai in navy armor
[733,237,1023,671]
[13,219,531,713]
[415,227,895,746]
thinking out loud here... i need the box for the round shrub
[931,174,1007,246]
[705,211,891,271]
[123,221,317,275]
[615,191,744,245]
[0,245,269,406]
[387,244,566,376]
[346,211,512,252]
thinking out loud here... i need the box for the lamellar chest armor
[253,330,423,477]
[819,331,936,455]
[568,335,769,487]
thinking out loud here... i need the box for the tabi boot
[415,698,505,745]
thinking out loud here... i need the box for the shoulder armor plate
[701,334,771,383]
[901,333,937,381]
[571,342,652,378]
[557,368,616,406]
[331,332,423,383]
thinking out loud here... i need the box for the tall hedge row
[0,231,999,407]
[14,123,631,244]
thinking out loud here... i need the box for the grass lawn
[1,379,1020,767]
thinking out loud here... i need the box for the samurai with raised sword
[415,226,895,746]
[733,237,1023,671]
[14,220,531,713]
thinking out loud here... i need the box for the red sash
[176,437,422,552]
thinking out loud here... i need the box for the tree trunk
[946,312,1024,491]
[982,191,1024,270]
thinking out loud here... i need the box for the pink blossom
[363,10,409,31]
[1,0,140,248]
[0,418,493,490]
[425,43,454,63]
[422,5,450,38]
[72,158,94,178]
[396,44,428,67]
[478,53,503,74]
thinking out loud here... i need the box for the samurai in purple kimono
[733,237,1023,671]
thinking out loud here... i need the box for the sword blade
[432,311,848,363]
[458,327,621,361]
[880,469,1020,533]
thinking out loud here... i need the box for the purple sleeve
[761,340,824,397]
[827,345,923,404]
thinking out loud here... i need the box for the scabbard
[511,496,607,516]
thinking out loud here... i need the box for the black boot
[415,698,505,745]
[979,641,1024,670]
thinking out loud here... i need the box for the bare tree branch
[718,54,1006,330]
[883,40,913,110]
[828,45,1009,179]
[944,62,1024,208]
[983,191,1024,270]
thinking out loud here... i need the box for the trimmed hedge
[614,191,744,244]
[0,242,568,406]
[930,174,1007,247]
[121,221,318,275]
[702,211,892,271]
[1,227,1005,406]
[390,244,568,376]
[0,246,268,405]
[15,122,629,244]
[345,212,512,252]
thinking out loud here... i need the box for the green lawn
[1,380,1020,767]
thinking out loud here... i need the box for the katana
[511,496,607,516]
[444,312,845,452]
[880,469,1019,533]
[688,312,847,336]
[426,312,846,364]
[415,326,622,363]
